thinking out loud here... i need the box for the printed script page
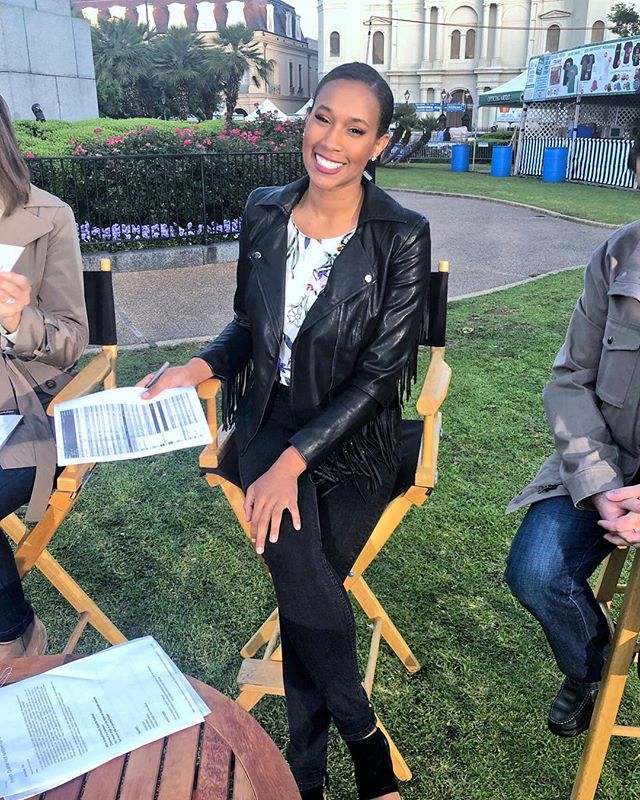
[54,386,213,465]
[0,637,210,800]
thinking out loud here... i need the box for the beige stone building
[77,0,318,115]
[318,0,619,127]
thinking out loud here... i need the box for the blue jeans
[238,385,397,791]
[505,495,616,684]
[0,466,37,641]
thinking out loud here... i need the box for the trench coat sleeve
[8,204,88,369]
[289,218,431,471]
[197,208,253,380]
[542,239,624,507]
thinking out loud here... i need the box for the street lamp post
[461,90,472,129]
[438,89,447,126]
[404,89,410,104]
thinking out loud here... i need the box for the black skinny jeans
[238,385,398,791]
[0,465,36,641]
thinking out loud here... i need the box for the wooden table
[2,655,300,800]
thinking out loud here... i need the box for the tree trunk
[397,131,431,164]
[177,84,189,120]
[224,73,241,127]
[378,125,405,166]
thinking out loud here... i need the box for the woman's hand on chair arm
[595,484,640,546]
[244,447,307,555]
[137,357,214,399]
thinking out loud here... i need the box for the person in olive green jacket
[0,96,88,662]
[505,139,640,738]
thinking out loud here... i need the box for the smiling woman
[136,62,430,800]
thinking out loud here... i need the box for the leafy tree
[151,27,210,119]
[608,3,640,37]
[91,18,152,117]
[211,23,270,126]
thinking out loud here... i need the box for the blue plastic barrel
[542,146,569,183]
[490,145,513,177]
[451,143,470,172]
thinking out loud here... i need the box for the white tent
[245,98,288,121]
[289,98,312,119]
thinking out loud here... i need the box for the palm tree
[379,103,418,166]
[212,23,270,126]
[394,115,440,165]
[91,18,152,116]
[151,27,209,120]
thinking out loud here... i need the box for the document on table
[53,385,212,465]
[0,244,24,272]
[0,636,211,800]
[0,414,22,450]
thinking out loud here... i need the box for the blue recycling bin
[490,145,513,177]
[451,143,470,172]
[542,146,569,183]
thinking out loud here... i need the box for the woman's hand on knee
[244,447,306,555]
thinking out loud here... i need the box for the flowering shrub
[70,115,304,157]
[77,218,241,244]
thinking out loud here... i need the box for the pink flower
[93,127,102,133]
[203,138,212,145]
[24,151,36,159]
[275,124,284,133]
[230,128,241,134]
[182,138,192,145]
[69,139,76,145]
[145,142,152,147]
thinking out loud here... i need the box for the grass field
[21,269,640,799]
[377,163,638,226]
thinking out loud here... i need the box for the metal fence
[410,141,504,164]
[28,151,305,251]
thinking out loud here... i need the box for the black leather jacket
[199,175,431,486]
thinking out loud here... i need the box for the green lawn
[21,270,640,799]
[377,163,638,226]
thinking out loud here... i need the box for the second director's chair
[0,258,126,652]
[198,260,451,781]
[571,545,640,799]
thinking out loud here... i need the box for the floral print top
[278,216,355,386]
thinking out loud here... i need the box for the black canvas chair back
[83,269,117,347]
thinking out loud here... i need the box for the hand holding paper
[0,244,24,273]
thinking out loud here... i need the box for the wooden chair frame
[0,259,125,652]
[198,261,451,782]
[571,545,640,799]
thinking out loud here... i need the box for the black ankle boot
[548,677,599,737]
[299,775,328,799]
[347,728,398,800]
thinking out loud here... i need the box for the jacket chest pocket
[596,318,640,408]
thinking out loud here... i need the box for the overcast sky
[296,0,318,39]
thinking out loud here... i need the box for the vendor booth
[515,38,639,189]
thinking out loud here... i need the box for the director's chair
[0,258,126,653]
[198,260,451,781]
[571,545,640,799]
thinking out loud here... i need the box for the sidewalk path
[113,192,610,347]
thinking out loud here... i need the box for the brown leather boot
[0,616,47,662]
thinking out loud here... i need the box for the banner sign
[394,102,466,113]
[524,37,640,101]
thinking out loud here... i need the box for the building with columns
[76,0,318,114]
[318,1,618,128]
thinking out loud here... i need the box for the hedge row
[14,118,226,157]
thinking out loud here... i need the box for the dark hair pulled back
[311,62,394,138]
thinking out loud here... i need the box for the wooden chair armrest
[416,348,451,417]
[413,348,451,490]
[46,351,114,416]
[197,377,222,400]
[198,377,228,468]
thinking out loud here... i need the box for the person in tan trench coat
[504,139,640,739]
[0,96,88,661]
